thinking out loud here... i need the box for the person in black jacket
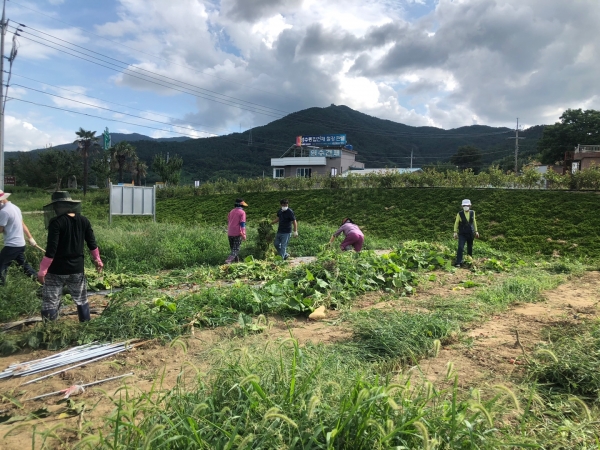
[271,199,298,260]
[37,192,103,322]
[453,199,479,267]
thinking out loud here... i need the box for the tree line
[7,128,183,192]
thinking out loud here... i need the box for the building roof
[342,168,422,176]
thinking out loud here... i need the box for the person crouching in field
[453,198,479,267]
[37,192,103,322]
[225,198,248,264]
[329,218,364,252]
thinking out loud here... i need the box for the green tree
[39,150,82,190]
[152,153,183,185]
[538,109,600,164]
[450,145,483,173]
[91,149,113,188]
[74,128,100,196]
[110,142,138,183]
[132,158,148,186]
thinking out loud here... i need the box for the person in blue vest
[453,199,479,267]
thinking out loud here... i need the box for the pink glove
[90,247,104,271]
[38,256,54,278]
[38,256,54,284]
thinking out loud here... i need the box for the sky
[3,0,600,152]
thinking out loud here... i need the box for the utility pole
[410,147,414,169]
[508,118,525,173]
[0,0,7,191]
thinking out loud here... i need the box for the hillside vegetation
[7,105,544,183]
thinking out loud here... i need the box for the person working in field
[0,189,39,285]
[37,191,104,322]
[225,198,248,264]
[329,218,364,252]
[271,198,298,260]
[453,198,479,267]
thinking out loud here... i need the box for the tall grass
[347,309,459,363]
[527,321,600,400]
[74,341,521,449]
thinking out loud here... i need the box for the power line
[13,83,221,137]
[16,23,291,116]
[9,72,231,135]
[6,0,285,99]
[11,30,285,118]
[6,97,223,140]
[11,25,517,139]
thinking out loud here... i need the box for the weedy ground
[0,189,599,448]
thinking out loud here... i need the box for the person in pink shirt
[329,218,364,252]
[225,198,248,264]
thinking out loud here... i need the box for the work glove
[293,231,298,238]
[28,237,37,247]
[475,232,480,239]
[453,233,458,239]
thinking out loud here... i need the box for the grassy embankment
[2,188,600,447]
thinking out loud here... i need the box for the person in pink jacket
[329,218,364,252]
[225,198,248,264]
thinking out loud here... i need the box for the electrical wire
[6,0,285,99]
[7,97,224,139]
[10,24,517,139]
[13,83,221,136]
[9,72,231,135]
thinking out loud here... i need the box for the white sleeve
[0,211,7,228]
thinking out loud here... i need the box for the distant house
[564,144,600,173]
[270,141,364,178]
[341,168,423,177]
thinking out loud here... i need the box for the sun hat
[235,198,248,207]
[0,190,11,201]
[43,191,82,229]
[46,191,81,204]
[461,199,471,206]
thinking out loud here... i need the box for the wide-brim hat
[0,190,11,201]
[44,191,81,208]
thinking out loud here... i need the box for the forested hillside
[7,105,544,184]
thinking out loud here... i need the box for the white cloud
[4,115,71,152]
[49,86,109,111]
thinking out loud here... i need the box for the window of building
[273,168,285,178]
[296,168,312,178]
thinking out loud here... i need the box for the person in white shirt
[0,190,38,285]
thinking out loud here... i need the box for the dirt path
[1,270,598,448]
[416,271,600,389]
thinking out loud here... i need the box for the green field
[1,187,599,448]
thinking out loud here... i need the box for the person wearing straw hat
[0,189,38,285]
[453,198,479,268]
[37,191,103,322]
[225,198,248,264]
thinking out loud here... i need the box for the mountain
[7,105,545,183]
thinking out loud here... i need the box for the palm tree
[132,158,148,186]
[74,128,99,196]
[110,142,137,183]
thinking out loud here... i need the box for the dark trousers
[0,245,36,284]
[456,234,474,264]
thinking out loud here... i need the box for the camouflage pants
[42,272,88,312]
